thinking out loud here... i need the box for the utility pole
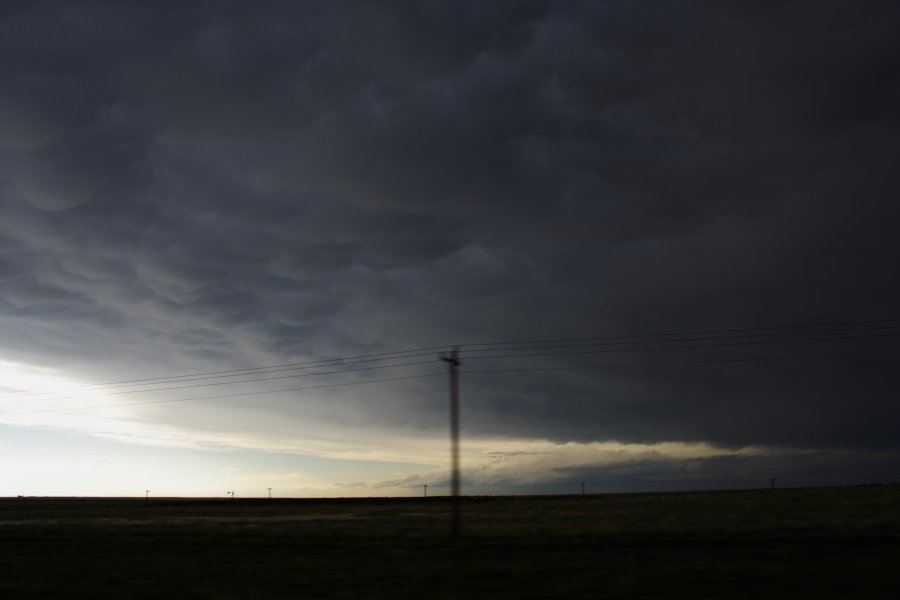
[441,346,462,539]
[423,484,428,497]
[268,488,272,499]
[770,478,778,490]
[581,481,585,496]
[145,490,150,506]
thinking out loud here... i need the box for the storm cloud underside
[1,0,899,493]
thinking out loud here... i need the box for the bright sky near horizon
[1,1,899,497]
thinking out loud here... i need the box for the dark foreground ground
[1,486,899,598]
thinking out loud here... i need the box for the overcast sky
[1,0,899,497]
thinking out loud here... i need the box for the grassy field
[2,486,899,598]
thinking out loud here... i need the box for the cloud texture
[1,1,899,491]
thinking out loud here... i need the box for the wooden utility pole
[441,346,462,538]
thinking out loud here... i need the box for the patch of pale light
[0,361,216,456]
[1,453,160,497]
[0,359,97,398]
[365,438,789,492]
[96,421,455,465]
[0,360,797,496]
[162,436,789,496]
[0,360,136,429]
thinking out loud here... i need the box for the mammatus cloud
[1,1,899,493]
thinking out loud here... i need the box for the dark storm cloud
[1,1,899,462]
[550,448,900,493]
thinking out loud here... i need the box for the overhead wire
[1,317,897,415]
[456,317,900,349]
[5,347,896,418]
[6,325,896,407]
[0,359,439,406]
[1,371,447,416]
[459,322,900,354]
[7,317,898,399]
[75,350,443,391]
[0,344,451,399]
[462,331,900,360]
[465,348,900,375]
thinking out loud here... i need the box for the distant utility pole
[581,482,585,496]
[423,484,428,497]
[228,490,234,499]
[145,490,150,505]
[268,488,272,499]
[770,478,778,490]
[441,346,462,539]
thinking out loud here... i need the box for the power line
[0,371,447,417]
[0,359,439,406]
[71,351,442,392]
[464,348,900,375]
[458,318,900,349]
[460,323,900,354]
[463,331,900,360]
[0,346,449,399]
[3,317,898,402]
[10,327,892,407]
[5,348,896,419]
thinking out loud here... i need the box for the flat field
[1,486,899,598]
